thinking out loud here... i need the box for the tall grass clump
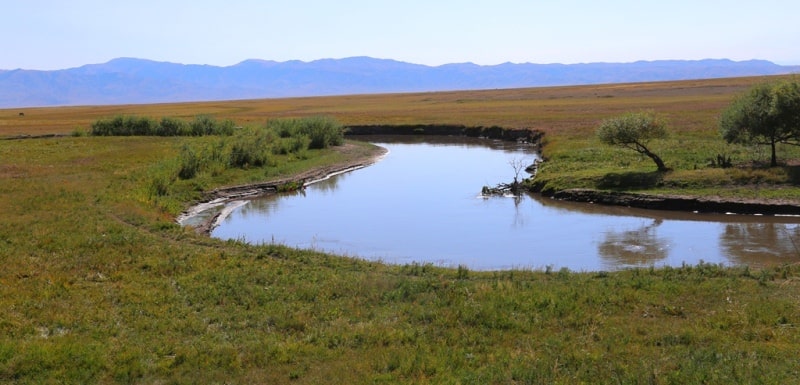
[89,114,237,136]
[177,144,202,179]
[90,115,157,136]
[228,127,275,168]
[157,117,189,136]
[190,115,236,136]
[266,116,345,149]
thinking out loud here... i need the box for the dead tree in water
[482,158,531,197]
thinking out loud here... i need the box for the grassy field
[2,76,800,383]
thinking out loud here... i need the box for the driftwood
[482,181,524,196]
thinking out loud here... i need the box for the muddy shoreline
[178,143,388,234]
[540,188,800,216]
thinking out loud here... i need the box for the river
[207,136,800,271]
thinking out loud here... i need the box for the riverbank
[180,126,541,235]
[525,134,800,216]
[181,129,800,236]
[178,141,388,234]
[535,187,800,216]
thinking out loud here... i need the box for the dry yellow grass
[1,75,786,138]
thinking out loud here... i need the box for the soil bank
[540,188,800,216]
[178,142,388,234]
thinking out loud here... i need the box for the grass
[2,76,800,383]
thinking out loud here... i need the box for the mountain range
[1,57,798,108]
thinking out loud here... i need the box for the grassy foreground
[2,77,800,383]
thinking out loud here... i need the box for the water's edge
[178,128,800,237]
[543,188,800,216]
[177,143,388,234]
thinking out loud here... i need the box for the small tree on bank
[597,111,669,172]
[720,80,800,167]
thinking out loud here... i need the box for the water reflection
[598,219,669,268]
[210,136,800,271]
[235,194,283,218]
[308,169,346,194]
[721,223,800,266]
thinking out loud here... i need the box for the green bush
[91,115,158,136]
[126,115,158,135]
[228,128,274,168]
[300,116,345,149]
[90,114,237,136]
[90,115,125,136]
[265,116,344,149]
[157,117,189,136]
[270,118,299,138]
[272,136,310,155]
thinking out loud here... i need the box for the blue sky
[2,0,798,70]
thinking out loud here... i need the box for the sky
[2,0,799,70]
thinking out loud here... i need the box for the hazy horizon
[3,1,798,71]
[3,56,796,72]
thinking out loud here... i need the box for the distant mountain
[1,57,798,108]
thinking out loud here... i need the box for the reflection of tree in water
[511,194,525,228]
[598,219,669,267]
[720,223,800,266]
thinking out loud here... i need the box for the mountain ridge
[1,57,797,108]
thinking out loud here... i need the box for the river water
[209,136,800,271]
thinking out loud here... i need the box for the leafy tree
[597,111,669,171]
[720,80,800,167]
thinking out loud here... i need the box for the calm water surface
[211,136,800,271]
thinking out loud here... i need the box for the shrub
[190,115,216,136]
[91,115,157,136]
[126,115,158,135]
[90,115,125,136]
[296,116,345,149]
[190,115,236,136]
[228,128,274,168]
[270,119,299,138]
[265,116,344,150]
[157,117,189,136]
[272,136,310,155]
[90,115,165,136]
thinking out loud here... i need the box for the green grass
[529,132,800,200]
[2,137,799,384]
[2,78,800,383]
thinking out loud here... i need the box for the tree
[597,111,669,172]
[720,80,800,167]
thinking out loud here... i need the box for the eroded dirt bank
[178,142,388,234]
[543,188,800,216]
